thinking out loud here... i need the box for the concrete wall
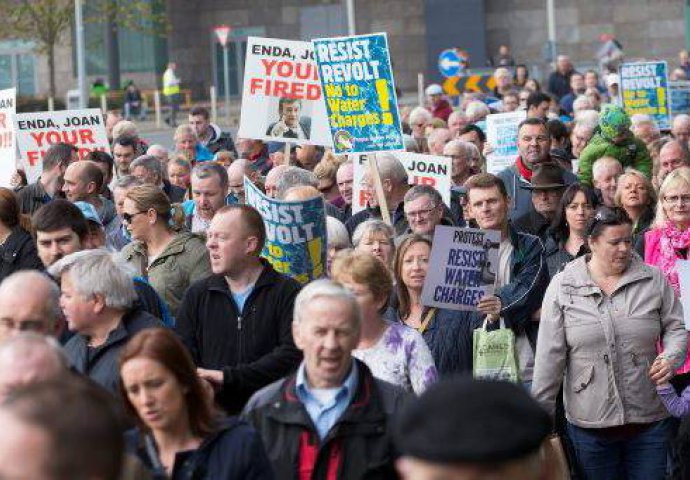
[485,0,686,74]
[37,1,689,100]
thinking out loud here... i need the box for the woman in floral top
[331,250,437,395]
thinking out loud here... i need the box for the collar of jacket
[206,258,280,293]
[126,232,200,260]
[1,228,32,259]
[265,359,387,433]
[365,201,405,222]
[559,253,653,295]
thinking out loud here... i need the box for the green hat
[599,104,631,141]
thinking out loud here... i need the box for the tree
[0,0,168,98]
[1,0,73,98]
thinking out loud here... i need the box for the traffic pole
[223,44,231,126]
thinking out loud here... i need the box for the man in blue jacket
[466,173,549,387]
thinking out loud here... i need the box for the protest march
[6,7,690,480]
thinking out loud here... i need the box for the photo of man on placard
[266,97,312,140]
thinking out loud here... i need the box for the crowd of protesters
[5,44,690,480]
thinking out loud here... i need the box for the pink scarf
[659,221,690,295]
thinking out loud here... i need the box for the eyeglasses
[405,205,437,219]
[663,194,690,205]
[122,211,146,223]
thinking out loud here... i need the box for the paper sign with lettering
[485,110,525,175]
[0,88,16,187]
[238,37,333,147]
[421,226,500,311]
[620,61,670,130]
[352,152,452,214]
[13,108,110,183]
[313,32,403,154]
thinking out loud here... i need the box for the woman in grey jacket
[532,206,687,480]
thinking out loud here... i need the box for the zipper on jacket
[237,316,242,330]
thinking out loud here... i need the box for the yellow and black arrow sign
[443,75,497,96]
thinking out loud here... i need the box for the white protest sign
[238,37,333,147]
[485,110,526,175]
[352,152,452,214]
[14,108,110,183]
[0,88,16,188]
[677,259,690,331]
[421,226,500,311]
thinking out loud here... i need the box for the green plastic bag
[473,318,520,383]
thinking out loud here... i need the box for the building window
[0,41,36,96]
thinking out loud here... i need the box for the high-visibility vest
[162,69,180,96]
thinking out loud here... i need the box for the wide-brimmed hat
[525,162,566,190]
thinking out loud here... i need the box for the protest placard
[0,88,16,188]
[13,108,110,183]
[670,81,690,116]
[313,32,404,154]
[244,177,327,283]
[485,110,525,175]
[421,226,500,311]
[351,152,452,215]
[677,259,690,331]
[237,37,333,147]
[620,61,670,130]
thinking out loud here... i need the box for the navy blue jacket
[492,225,549,348]
[125,417,274,480]
[384,306,479,377]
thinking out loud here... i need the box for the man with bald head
[447,110,468,137]
[658,139,690,185]
[61,160,117,230]
[0,333,68,400]
[265,164,290,198]
[336,160,354,219]
[146,144,170,171]
[672,114,690,148]
[427,128,452,155]
[226,159,257,204]
[0,271,62,342]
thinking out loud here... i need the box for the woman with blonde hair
[332,250,437,394]
[638,166,690,386]
[352,219,395,272]
[313,151,346,208]
[120,184,211,316]
[173,124,213,165]
[614,169,656,242]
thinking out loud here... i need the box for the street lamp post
[75,0,88,108]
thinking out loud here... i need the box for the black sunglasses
[122,211,146,223]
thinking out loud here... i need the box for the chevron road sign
[443,75,496,96]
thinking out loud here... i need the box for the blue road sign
[438,49,464,78]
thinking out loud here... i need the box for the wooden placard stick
[369,153,391,226]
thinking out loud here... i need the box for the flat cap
[394,378,551,464]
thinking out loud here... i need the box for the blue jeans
[567,419,673,480]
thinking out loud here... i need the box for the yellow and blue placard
[312,32,404,154]
[620,61,670,130]
[244,177,327,284]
